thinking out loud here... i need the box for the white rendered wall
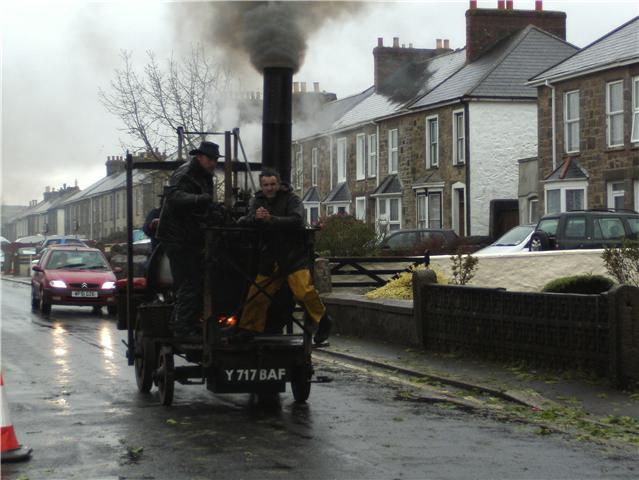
[468,102,537,236]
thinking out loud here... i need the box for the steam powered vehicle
[120,126,317,406]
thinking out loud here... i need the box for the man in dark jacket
[238,168,332,344]
[156,141,222,337]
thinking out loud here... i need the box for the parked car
[0,236,9,271]
[476,224,535,255]
[37,235,87,253]
[31,245,119,315]
[529,210,639,251]
[378,229,461,256]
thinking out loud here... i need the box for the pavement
[4,273,637,423]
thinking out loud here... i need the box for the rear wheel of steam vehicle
[134,332,156,394]
[291,369,311,403]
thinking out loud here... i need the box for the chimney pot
[293,81,299,93]
[469,0,477,8]
[392,37,399,48]
[401,44,405,48]
[506,0,513,9]
[444,39,450,49]
[301,81,307,93]
[377,37,383,47]
[436,38,443,49]
[409,43,413,48]
[535,0,542,11]
[313,82,320,93]
[498,0,505,8]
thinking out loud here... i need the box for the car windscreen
[46,251,109,270]
[493,225,534,246]
[537,218,559,236]
[627,217,639,236]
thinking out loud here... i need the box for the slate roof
[544,157,589,182]
[331,92,401,131]
[324,182,351,203]
[413,170,444,187]
[61,170,151,206]
[302,187,320,203]
[530,16,639,84]
[411,26,577,108]
[371,174,403,196]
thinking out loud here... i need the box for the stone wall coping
[322,292,413,314]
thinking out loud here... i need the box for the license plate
[71,290,98,298]
[222,368,287,382]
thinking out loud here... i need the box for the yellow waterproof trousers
[240,268,326,333]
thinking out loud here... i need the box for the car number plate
[71,290,98,298]
[222,368,287,382]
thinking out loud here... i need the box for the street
[1,280,637,480]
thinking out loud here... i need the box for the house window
[528,197,539,223]
[632,77,639,143]
[337,138,347,183]
[294,150,303,189]
[326,203,349,216]
[545,182,587,213]
[311,148,318,187]
[564,90,580,153]
[355,197,366,221]
[635,180,639,213]
[416,194,426,228]
[305,203,320,226]
[368,134,377,178]
[377,197,401,233]
[607,182,625,210]
[606,80,624,147]
[452,110,465,164]
[388,129,398,174]
[427,191,442,228]
[451,182,466,236]
[356,134,366,180]
[425,115,438,168]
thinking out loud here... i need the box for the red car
[31,246,118,315]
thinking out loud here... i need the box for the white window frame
[528,196,539,224]
[326,202,350,216]
[606,80,624,148]
[607,181,625,210]
[294,149,303,190]
[388,129,398,174]
[632,76,639,143]
[416,193,427,229]
[426,190,443,229]
[356,134,366,180]
[450,182,466,235]
[376,196,402,234]
[367,134,377,178]
[311,147,318,187]
[337,137,347,183]
[635,179,639,213]
[452,109,465,165]
[425,115,439,168]
[564,90,580,153]
[544,181,588,213]
[304,202,320,226]
[355,196,366,221]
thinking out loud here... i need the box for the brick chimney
[374,37,451,95]
[465,1,565,63]
[105,155,125,176]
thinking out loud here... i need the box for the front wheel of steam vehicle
[134,333,156,394]
[157,346,175,406]
[529,231,550,252]
[291,369,311,403]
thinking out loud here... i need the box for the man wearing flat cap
[156,141,223,337]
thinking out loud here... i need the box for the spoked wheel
[157,346,175,406]
[291,368,311,403]
[134,332,156,394]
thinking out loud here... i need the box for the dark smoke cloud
[175,1,366,73]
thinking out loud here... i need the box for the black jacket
[156,158,214,250]
[240,184,309,275]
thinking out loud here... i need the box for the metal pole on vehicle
[125,152,134,366]
[224,131,233,209]
[177,126,184,161]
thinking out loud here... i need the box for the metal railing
[327,255,429,288]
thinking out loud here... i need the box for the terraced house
[528,16,639,215]
[292,1,577,239]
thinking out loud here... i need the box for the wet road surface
[1,280,637,479]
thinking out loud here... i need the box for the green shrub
[601,240,639,287]
[541,275,614,294]
[448,253,479,285]
[314,214,378,256]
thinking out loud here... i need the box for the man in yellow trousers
[238,168,332,344]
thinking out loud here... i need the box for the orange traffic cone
[1,373,32,463]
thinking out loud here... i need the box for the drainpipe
[89,197,93,240]
[329,136,333,191]
[376,124,380,187]
[464,102,471,236]
[545,79,557,171]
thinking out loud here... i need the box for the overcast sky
[1,0,638,206]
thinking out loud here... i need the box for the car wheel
[31,287,39,311]
[39,287,51,315]
[529,231,550,252]
[107,305,117,316]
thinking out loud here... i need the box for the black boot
[313,314,332,345]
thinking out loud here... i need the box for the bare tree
[99,45,234,159]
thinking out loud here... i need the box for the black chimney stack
[262,67,293,184]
